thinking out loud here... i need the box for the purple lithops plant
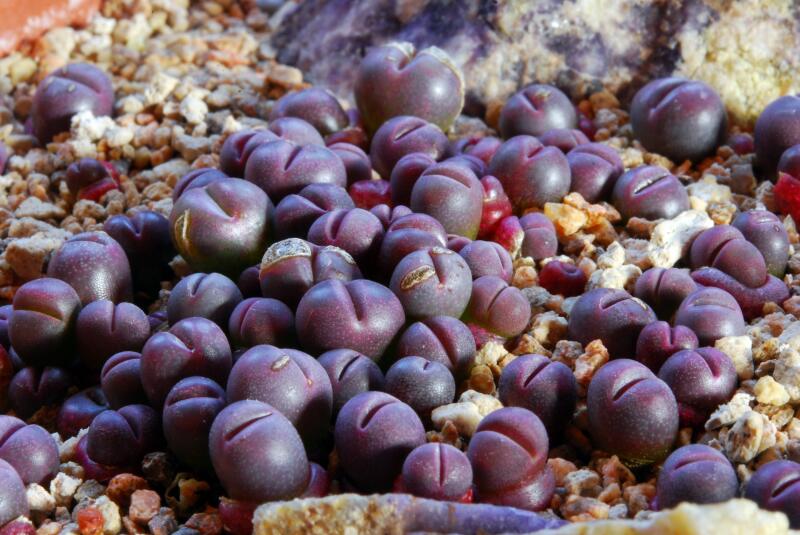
[31,63,114,143]
[334,391,425,492]
[586,359,678,465]
[354,42,464,134]
[630,78,726,162]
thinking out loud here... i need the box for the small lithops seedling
[318,349,384,415]
[499,84,577,138]
[370,115,448,179]
[488,136,570,210]
[656,444,738,510]
[611,165,690,221]
[567,288,656,358]
[400,443,473,501]
[31,63,114,143]
[140,317,232,408]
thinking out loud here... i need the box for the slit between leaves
[772,473,800,498]
[523,360,549,388]
[337,354,360,382]
[395,122,425,141]
[225,412,272,441]
[359,400,393,429]
[599,293,629,310]
[707,238,735,267]
[203,188,235,219]
[437,444,447,487]
[632,172,669,195]
[613,377,647,401]
[672,455,704,471]
[284,145,303,171]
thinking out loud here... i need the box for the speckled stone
[272,0,800,126]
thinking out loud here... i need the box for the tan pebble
[128,489,161,524]
[73,200,107,220]
[467,364,496,394]
[754,376,790,406]
[4,234,66,279]
[574,340,609,387]
[715,336,754,380]
[563,469,602,497]
[458,390,502,415]
[27,483,56,515]
[647,210,713,268]
[74,480,105,502]
[596,455,636,487]
[561,495,610,522]
[724,411,773,463]
[598,482,622,504]
[622,483,656,516]
[530,311,567,348]
[511,265,537,288]
[706,392,755,430]
[14,197,66,219]
[472,341,508,369]
[544,202,587,237]
[548,458,579,486]
[50,473,82,507]
[431,403,482,437]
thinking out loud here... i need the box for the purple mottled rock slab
[252,495,790,534]
[253,493,567,534]
[272,0,800,126]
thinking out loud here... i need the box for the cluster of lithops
[3,25,800,533]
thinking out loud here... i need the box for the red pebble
[185,512,223,535]
[0,346,13,411]
[458,487,474,503]
[538,261,587,297]
[77,508,104,535]
[218,498,256,535]
[0,522,35,535]
[775,172,800,224]
[577,113,596,140]
[478,176,512,239]
[129,489,161,524]
[349,179,392,209]
[106,473,149,510]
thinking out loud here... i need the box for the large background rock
[272,0,800,126]
[253,495,789,535]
